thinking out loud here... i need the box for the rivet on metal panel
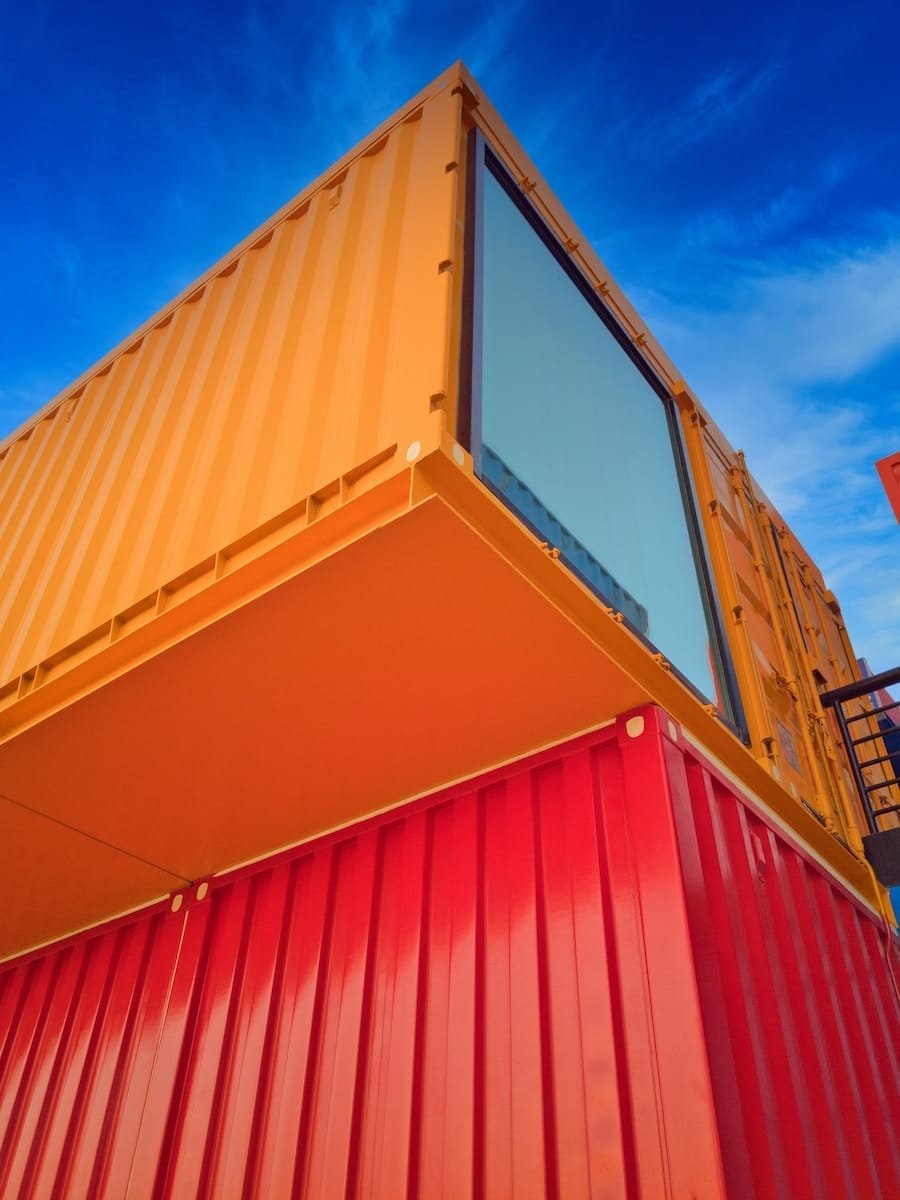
[625,715,645,738]
[196,882,209,901]
[171,894,183,913]
[405,441,422,463]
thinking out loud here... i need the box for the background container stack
[1,63,897,1198]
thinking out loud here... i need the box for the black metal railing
[819,665,900,836]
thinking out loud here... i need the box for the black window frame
[459,127,747,737]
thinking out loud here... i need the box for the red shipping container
[1,705,897,1199]
[877,452,900,523]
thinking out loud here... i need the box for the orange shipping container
[0,64,890,962]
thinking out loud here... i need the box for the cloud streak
[612,56,784,160]
[634,218,900,668]
[665,60,783,149]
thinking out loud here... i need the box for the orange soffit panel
[877,452,900,522]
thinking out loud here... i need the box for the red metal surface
[1,708,897,1198]
[669,735,900,1199]
[876,451,900,523]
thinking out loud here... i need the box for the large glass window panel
[480,166,721,703]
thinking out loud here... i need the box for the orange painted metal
[0,61,891,962]
[673,394,876,847]
[0,70,463,690]
[0,457,878,960]
[877,451,900,523]
[459,74,880,881]
[2,709,896,1199]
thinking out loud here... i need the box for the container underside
[0,448,877,959]
[2,709,896,1199]
[1,487,649,958]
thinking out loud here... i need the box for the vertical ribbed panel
[0,81,461,687]
[0,908,183,1199]
[693,418,872,840]
[1,711,896,1198]
[671,740,900,1200]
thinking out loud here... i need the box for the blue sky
[2,0,898,669]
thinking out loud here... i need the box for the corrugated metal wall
[0,80,461,688]
[680,406,876,843]
[0,713,725,1199]
[2,708,895,1199]
[670,734,900,1200]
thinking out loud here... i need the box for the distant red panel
[877,452,900,522]
[1,709,897,1198]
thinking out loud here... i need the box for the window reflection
[480,167,719,702]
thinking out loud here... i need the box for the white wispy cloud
[677,151,859,254]
[633,218,900,669]
[613,56,783,158]
[667,60,783,149]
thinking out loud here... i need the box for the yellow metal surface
[0,70,463,688]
